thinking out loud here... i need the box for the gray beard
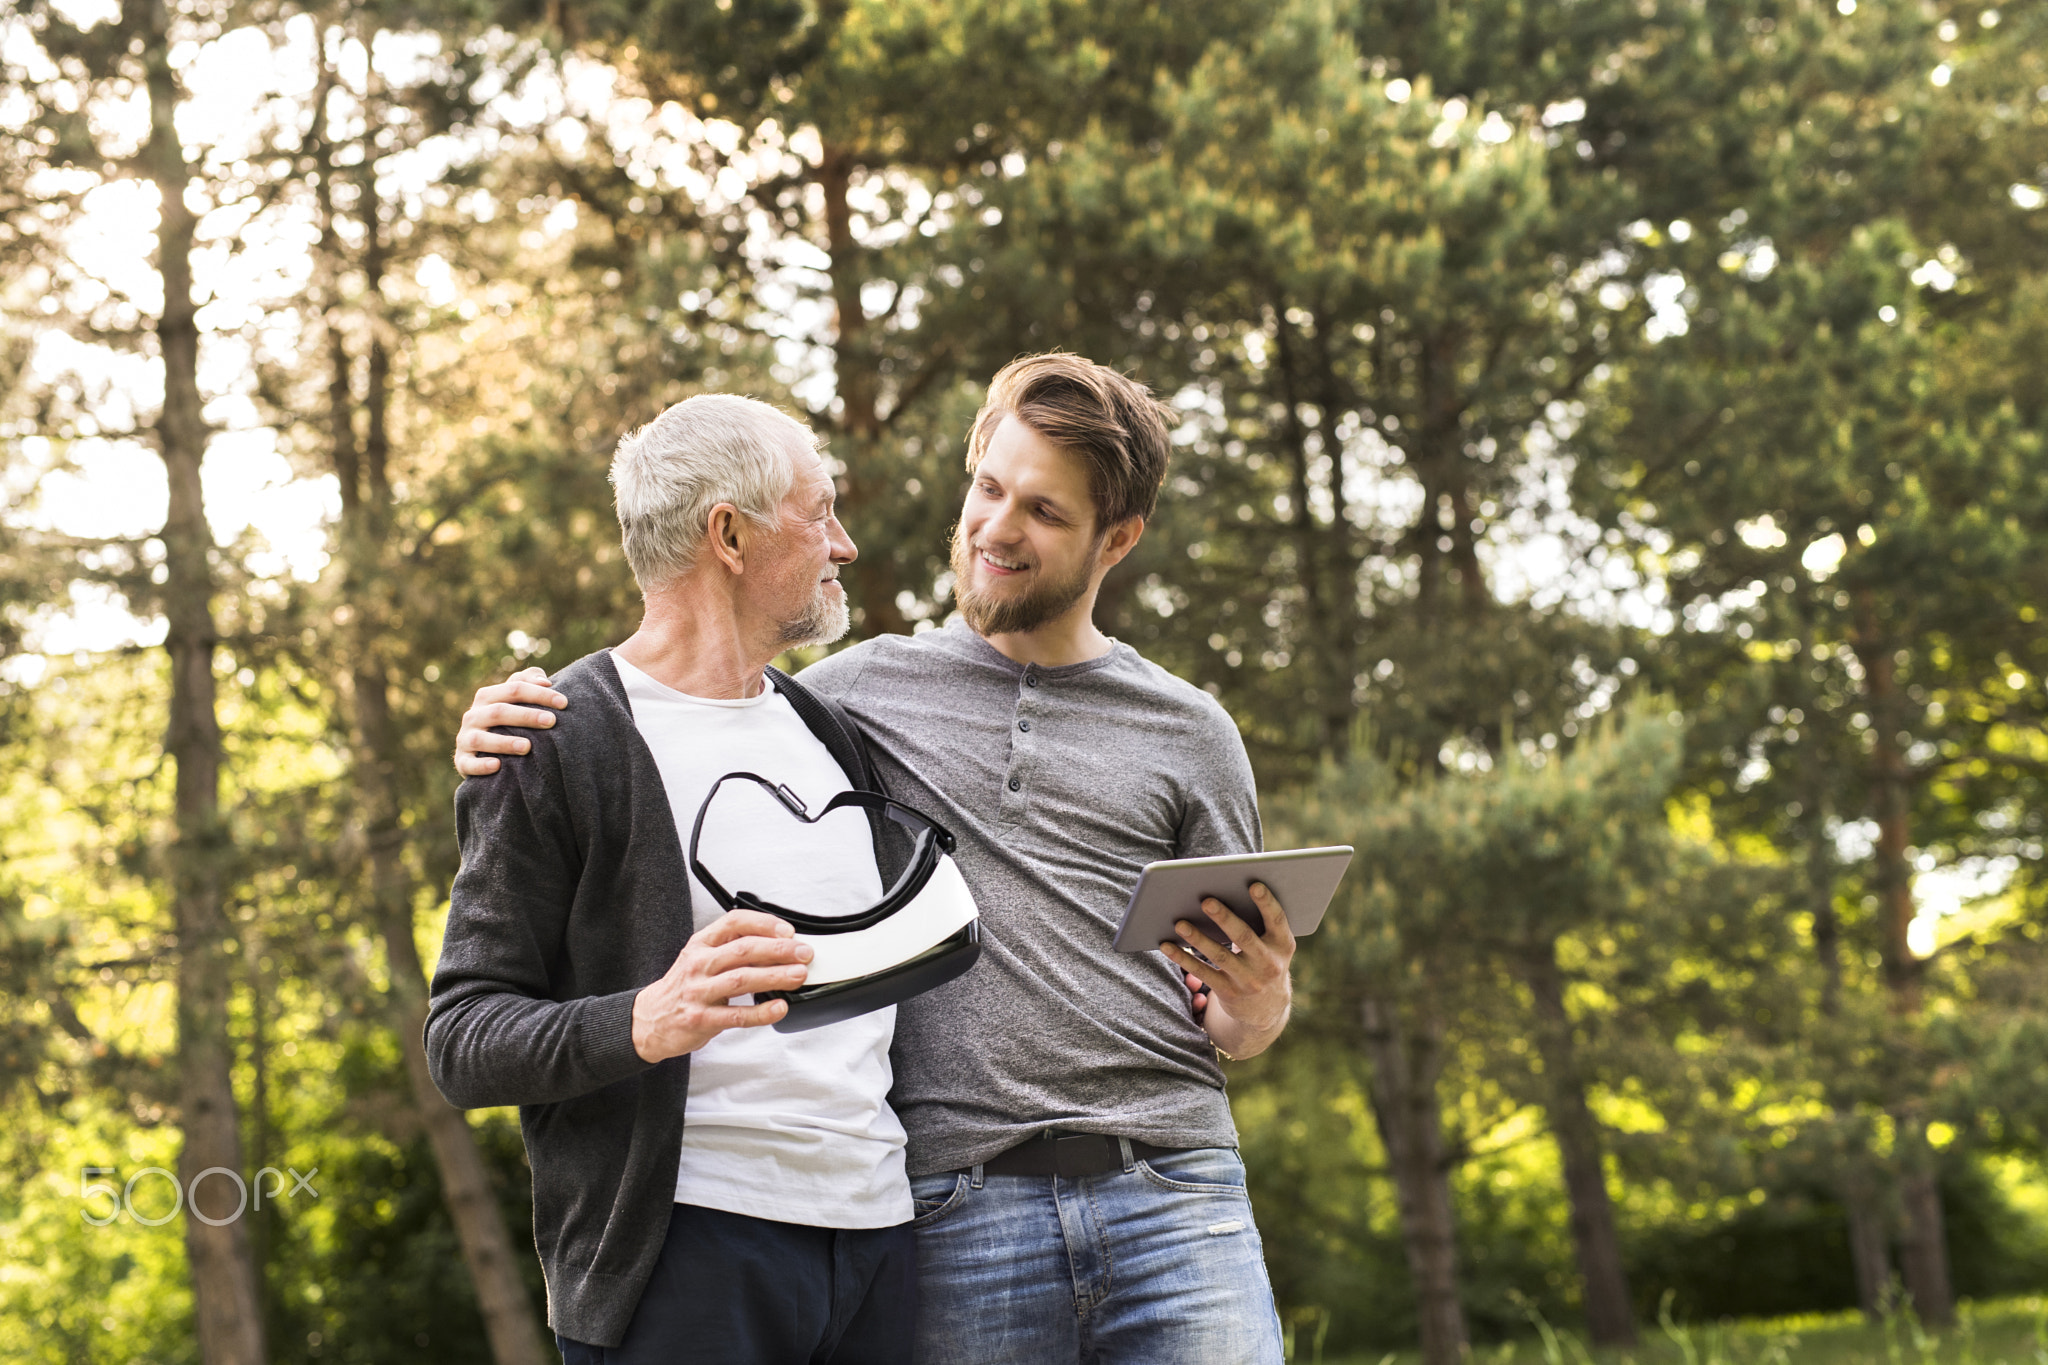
[948,523,1101,637]
[777,584,852,648]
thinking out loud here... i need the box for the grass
[1298,1295,2048,1365]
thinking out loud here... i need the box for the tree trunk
[1359,994,1468,1365]
[1414,331,1485,622]
[1310,321,1364,754]
[1795,733,1890,1315]
[1805,810,1844,1013]
[1851,595,1954,1326]
[1261,304,1359,765]
[1896,1137,1953,1327]
[1855,620,1919,1011]
[247,923,272,1311]
[143,3,266,1359]
[818,145,909,638]
[1271,310,1348,757]
[1845,1188,1891,1318]
[352,656,551,1365]
[1795,677,1844,1019]
[315,142,550,1365]
[1524,941,1636,1347]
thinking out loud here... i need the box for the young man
[428,395,919,1364]
[458,354,1295,1363]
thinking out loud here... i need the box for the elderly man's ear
[705,504,749,573]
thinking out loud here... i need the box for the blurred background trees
[1,0,2045,1360]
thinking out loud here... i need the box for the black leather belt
[979,1132,1185,1179]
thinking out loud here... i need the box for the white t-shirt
[613,653,910,1228]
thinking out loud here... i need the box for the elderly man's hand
[454,666,566,776]
[631,910,814,1061]
[1158,882,1296,1059]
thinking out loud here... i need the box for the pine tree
[11,2,271,1357]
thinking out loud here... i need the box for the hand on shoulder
[454,665,567,776]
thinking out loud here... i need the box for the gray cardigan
[425,647,872,1347]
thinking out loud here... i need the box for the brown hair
[965,353,1173,527]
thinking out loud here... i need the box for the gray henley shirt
[800,621,1262,1176]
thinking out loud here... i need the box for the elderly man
[457,354,1296,1364]
[426,395,920,1363]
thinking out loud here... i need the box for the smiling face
[949,414,1129,638]
[752,438,856,648]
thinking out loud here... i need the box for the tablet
[1111,846,1355,953]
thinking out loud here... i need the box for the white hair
[610,394,810,590]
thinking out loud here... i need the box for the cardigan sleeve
[425,727,653,1109]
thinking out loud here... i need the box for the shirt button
[1007,777,1021,792]
[1025,675,1039,688]
[1018,720,1032,732]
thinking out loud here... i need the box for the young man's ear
[1096,514,1146,574]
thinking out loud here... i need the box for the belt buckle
[1052,1133,1107,1179]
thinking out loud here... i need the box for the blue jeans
[908,1145,1284,1364]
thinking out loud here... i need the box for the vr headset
[689,772,981,1033]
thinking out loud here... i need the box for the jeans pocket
[1137,1147,1252,1196]
[910,1173,969,1227]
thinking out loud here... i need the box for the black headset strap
[688,772,954,933]
[767,666,888,798]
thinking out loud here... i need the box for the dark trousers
[557,1202,916,1365]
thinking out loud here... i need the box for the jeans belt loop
[970,1163,985,1190]
[1118,1136,1136,1173]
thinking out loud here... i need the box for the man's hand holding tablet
[1115,846,1355,1059]
[1157,881,1297,1058]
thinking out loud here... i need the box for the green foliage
[3,0,2047,1355]
[1625,1162,2048,1325]
[258,1119,537,1364]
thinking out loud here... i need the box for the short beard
[948,522,1103,638]
[777,583,851,648]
